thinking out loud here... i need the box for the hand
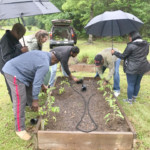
[76,79,83,84]
[111,49,115,55]
[31,100,39,112]
[21,46,28,53]
[73,77,79,82]
[41,84,48,93]
[103,80,108,86]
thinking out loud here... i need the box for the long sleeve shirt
[2,50,51,99]
[51,46,72,76]
[96,48,119,81]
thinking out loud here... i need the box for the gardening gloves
[32,100,39,111]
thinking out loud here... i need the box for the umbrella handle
[22,37,26,47]
[18,15,26,46]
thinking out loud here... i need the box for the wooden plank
[116,101,136,139]
[38,131,133,150]
[69,64,95,72]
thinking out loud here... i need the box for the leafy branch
[97,80,124,124]
[38,87,60,125]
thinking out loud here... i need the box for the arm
[111,45,132,60]
[32,66,49,100]
[96,66,104,80]
[60,58,71,76]
[1,40,23,63]
[106,63,115,81]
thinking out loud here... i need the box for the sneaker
[132,96,137,102]
[114,91,120,97]
[123,99,133,104]
[16,130,31,141]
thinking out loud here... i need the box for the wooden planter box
[35,77,136,150]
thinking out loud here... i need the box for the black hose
[70,80,98,133]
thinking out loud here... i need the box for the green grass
[0,28,150,149]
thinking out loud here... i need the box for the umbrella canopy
[85,10,143,37]
[0,0,60,20]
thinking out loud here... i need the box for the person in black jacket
[0,23,28,102]
[111,31,150,104]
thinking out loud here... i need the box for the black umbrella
[85,10,143,48]
[0,0,60,45]
[0,0,60,20]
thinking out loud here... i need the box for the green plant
[97,80,124,124]
[60,79,70,86]
[97,80,105,91]
[38,87,60,125]
[59,87,65,95]
[104,94,124,124]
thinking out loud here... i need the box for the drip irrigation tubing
[70,79,98,133]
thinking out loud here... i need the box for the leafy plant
[97,80,105,91]
[97,80,124,124]
[59,87,65,95]
[38,87,60,125]
[60,79,70,86]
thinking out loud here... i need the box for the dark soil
[45,77,130,132]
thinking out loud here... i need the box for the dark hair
[35,30,49,45]
[129,31,142,41]
[12,23,26,37]
[94,54,103,66]
[71,46,80,54]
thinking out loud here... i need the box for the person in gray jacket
[111,31,150,104]
[94,48,121,97]
[2,49,80,140]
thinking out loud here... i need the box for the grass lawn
[0,30,150,149]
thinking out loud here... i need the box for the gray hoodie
[2,50,51,99]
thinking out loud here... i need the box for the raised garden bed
[36,77,136,150]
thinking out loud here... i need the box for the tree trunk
[88,3,94,43]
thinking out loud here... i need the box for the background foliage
[0,0,150,39]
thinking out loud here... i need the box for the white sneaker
[114,91,120,97]
[16,130,31,141]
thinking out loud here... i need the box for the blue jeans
[49,64,68,86]
[49,64,57,86]
[113,58,121,92]
[95,58,121,92]
[126,73,143,99]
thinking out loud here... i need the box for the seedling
[59,87,65,94]
[60,79,70,86]
[97,80,124,124]
[39,87,60,125]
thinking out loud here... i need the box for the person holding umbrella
[94,48,121,97]
[0,23,28,102]
[111,31,150,104]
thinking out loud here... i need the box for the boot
[123,98,133,104]
[132,96,137,102]
[16,130,31,141]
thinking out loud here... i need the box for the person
[49,46,80,87]
[26,30,50,85]
[26,30,48,51]
[0,23,28,102]
[111,31,150,104]
[94,48,121,97]
[2,49,80,140]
